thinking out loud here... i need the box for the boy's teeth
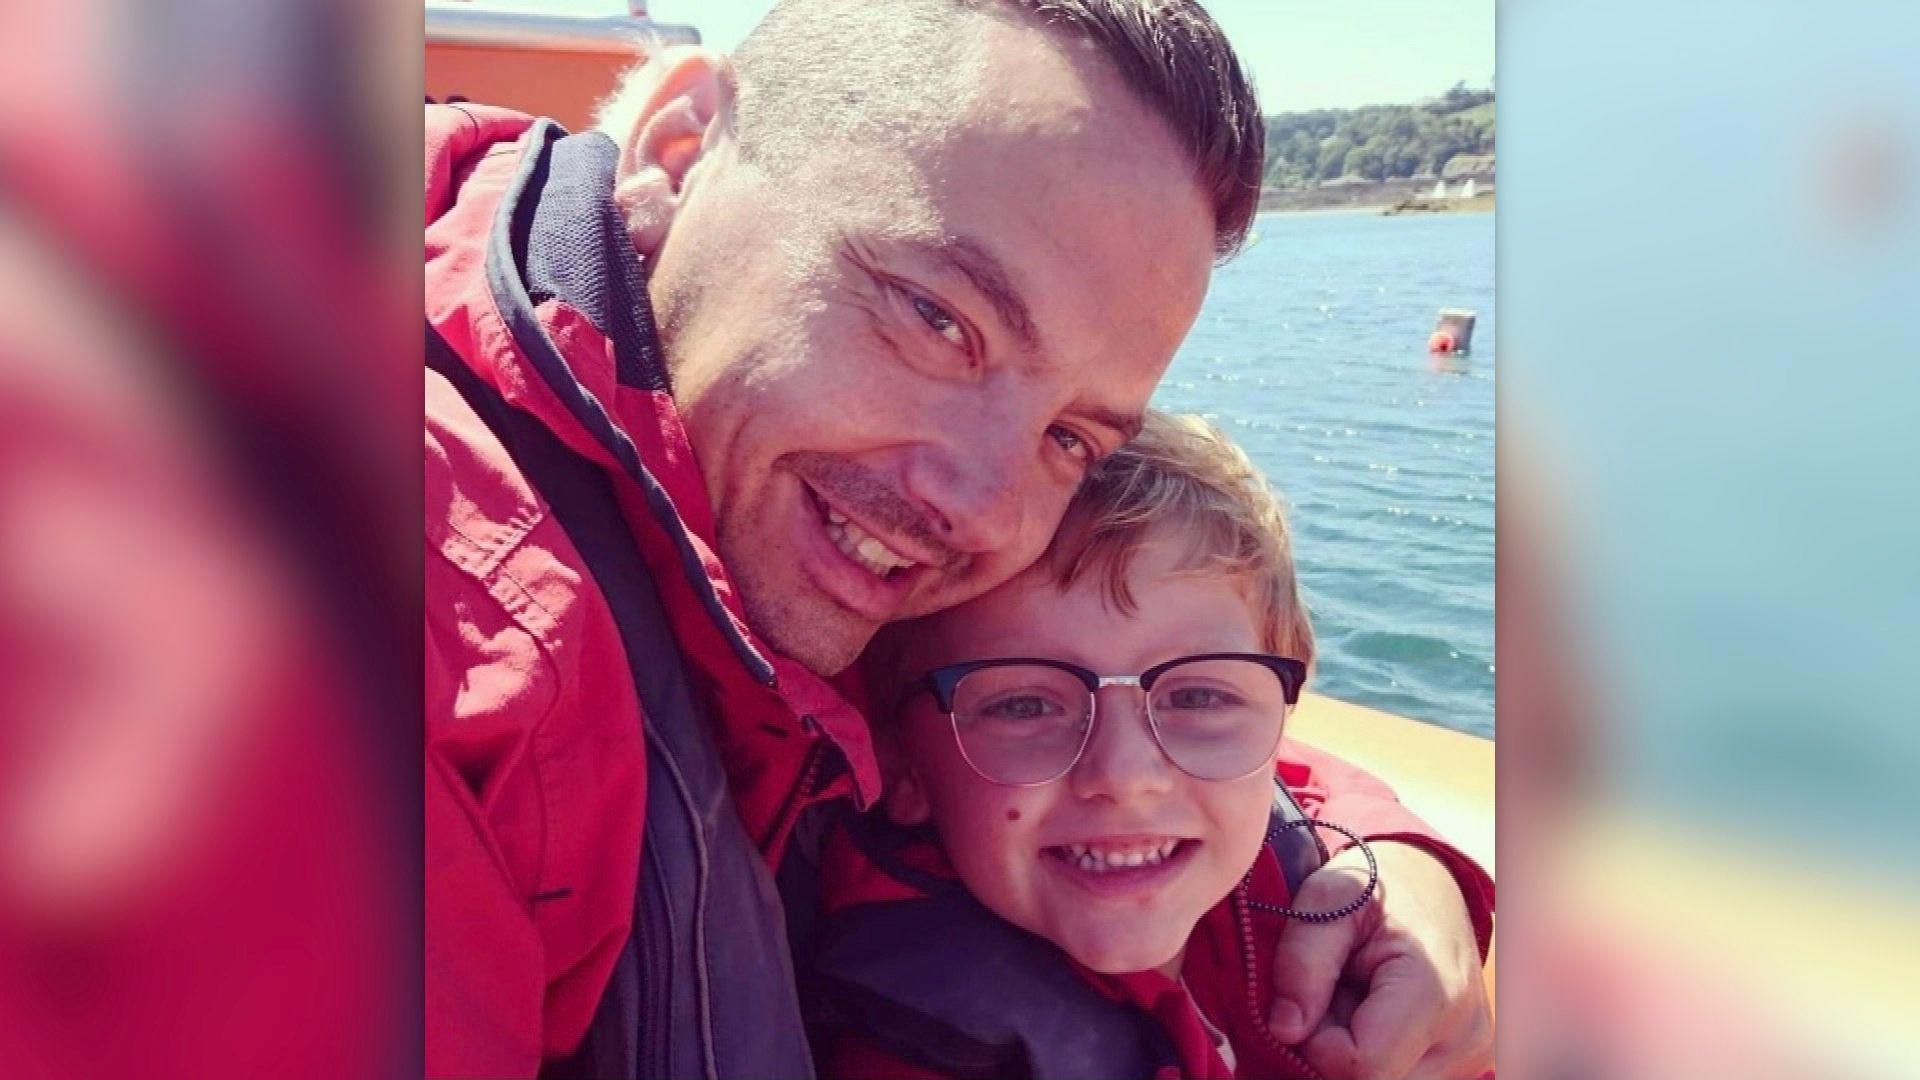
[1058,839,1184,873]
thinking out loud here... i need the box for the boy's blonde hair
[1040,410,1314,667]
[861,411,1312,717]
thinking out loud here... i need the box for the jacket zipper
[758,722,829,856]
[636,841,673,1080]
[637,718,715,1080]
[1233,887,1322,1079]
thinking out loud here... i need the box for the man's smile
[823,504,919,578]
[794,478,947,622]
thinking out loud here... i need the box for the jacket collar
[476,118,880,810]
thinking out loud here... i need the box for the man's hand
[1266,841,1493,1078]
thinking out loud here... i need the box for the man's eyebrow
[1078,404,1144,443]
[910,234,1041,354]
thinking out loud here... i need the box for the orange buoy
[1432,308,1476,354]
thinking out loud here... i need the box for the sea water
[1153,211,1495,737]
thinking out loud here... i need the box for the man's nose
[1068,689,1176,804]
[901,430,1033,557]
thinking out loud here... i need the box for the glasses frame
[906,652,1307,787]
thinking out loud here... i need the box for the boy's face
[887,541,1280,974]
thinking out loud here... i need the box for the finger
[1305,1012,1431,1080]
[1325,976,1364,1031]
[1300,1019,1368,1080]
[1408,1007,1494,1079]
[1266,865,1382,1041]
[1337,951,1449,1080]
[1265,914,1361,1041]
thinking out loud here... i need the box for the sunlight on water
[1153,211,1495,736]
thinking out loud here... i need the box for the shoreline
[1259,193,1495,218]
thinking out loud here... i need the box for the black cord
[1246,818,1379,923]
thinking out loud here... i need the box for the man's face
[646,22,1217,674]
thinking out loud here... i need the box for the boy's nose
[1067,688,1176,803]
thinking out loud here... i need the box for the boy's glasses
[905,653,1306,787]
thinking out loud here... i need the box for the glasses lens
[950,663,1092,784]
[1148,657,1289,780]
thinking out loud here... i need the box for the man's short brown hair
[1040,410,1314,665]
[726,0,1265,259]
[994,1,1264,258]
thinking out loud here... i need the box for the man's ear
[883,766,933,827]
[874,724,934,826]
[608,46,733,258]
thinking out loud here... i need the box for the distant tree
[1259,93,1494,190]
[1316,135,1354,180]
[1288,130,1318,167]
[1439,80,1495,113]
[1360,134,1396,180]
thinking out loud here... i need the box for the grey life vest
[800,784,1327,1080]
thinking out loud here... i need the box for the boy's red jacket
[814,741,1494,1080]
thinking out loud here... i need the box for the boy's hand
[1267,841,1492,1078]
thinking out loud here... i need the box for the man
[425,2,1493,1077]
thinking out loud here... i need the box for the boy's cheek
[1221,776,1279,869]
[931,784,1048,880]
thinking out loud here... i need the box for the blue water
[1151,211,1495,738]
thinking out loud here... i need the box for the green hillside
[1264,82,1495,191]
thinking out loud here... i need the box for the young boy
[802,412,1488,1079]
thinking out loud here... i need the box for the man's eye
[1048,425,1094,466]
[906,290,967,349]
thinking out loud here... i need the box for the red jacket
[424,105,877,1077]
[813,742,1494,1080]
[424,104,1491,1078]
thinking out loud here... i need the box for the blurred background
[0,0,419,1075]
[3,0,1919,1076]
[1498,1,1920,1077]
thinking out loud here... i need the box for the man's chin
[744,599,875,677]
[890,578,996,623]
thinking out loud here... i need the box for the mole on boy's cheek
[1006,808,1021,822]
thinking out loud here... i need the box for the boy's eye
[971,691,1084,727]
[1158,685,1243,711]
[979,694,1056,721]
